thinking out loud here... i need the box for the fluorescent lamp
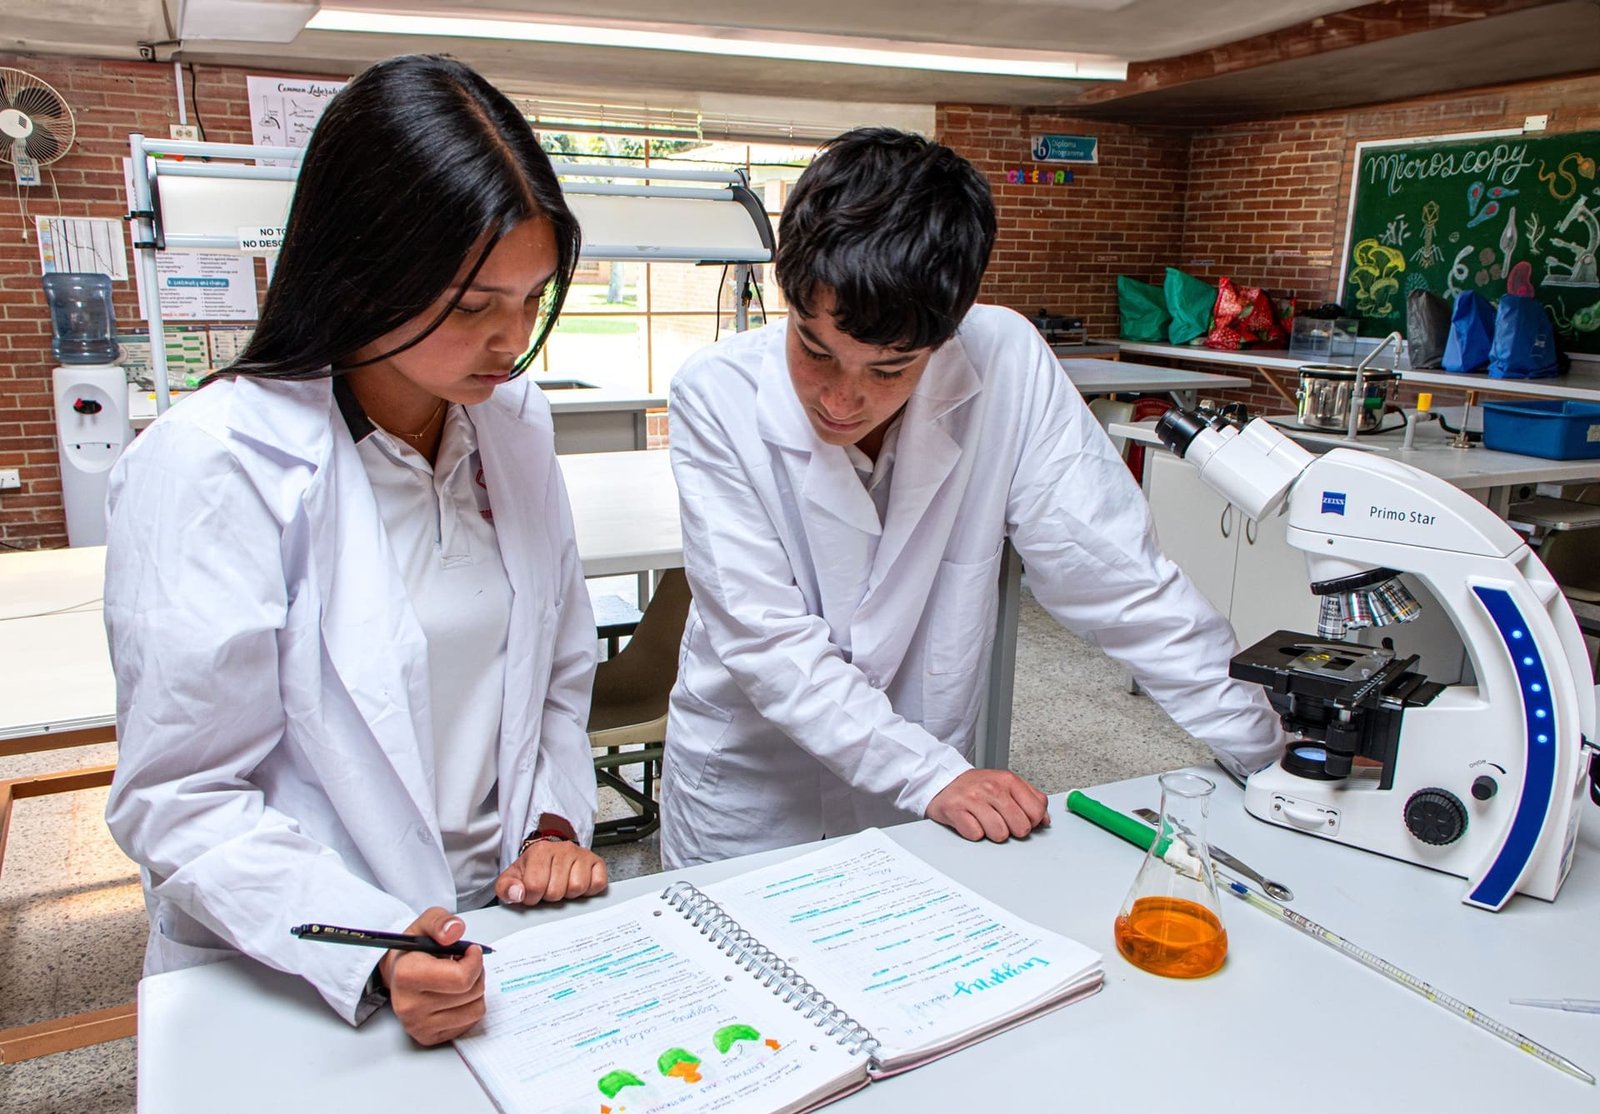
[306,9,1128,81]
[179,0,319,42]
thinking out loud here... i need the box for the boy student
[660,128,1286,868]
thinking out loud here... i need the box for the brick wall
[936,105,1190,334]
[1177,72,1600,418]
[939,73,1600,421]
[5,57,1600,545]
[1182,71,1600,305]
[0,53,295,548]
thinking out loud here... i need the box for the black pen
[290,922,495,957]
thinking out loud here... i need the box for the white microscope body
[1161,411,1596,910]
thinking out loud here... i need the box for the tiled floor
[0,587,1209,1111]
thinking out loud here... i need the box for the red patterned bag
[1205,277,1286,349]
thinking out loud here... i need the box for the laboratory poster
[247,75,346,165]
[144,251,259,321]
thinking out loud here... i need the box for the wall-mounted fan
[0,69,75,185]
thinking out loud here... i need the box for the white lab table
[1060,357,1249,407]
[134,770,1600,1113]
[1114,338,1600,405]
[0,451,683,748]
[129,381,667,452]
[1111,415,1600,514]
[1,441,1030,774]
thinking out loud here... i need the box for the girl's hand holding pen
[379,907,486,1046]
[497,832,608,906]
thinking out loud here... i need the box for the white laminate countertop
[128,381,666,428]
[1109,415,1600,491]
[1112,339,1600,403]
[1060,357,1249,394]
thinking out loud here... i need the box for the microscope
[1156,408,1598,909]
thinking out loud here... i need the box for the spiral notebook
[454,828,1103,1114]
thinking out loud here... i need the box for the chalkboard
[1340,129,1600,355]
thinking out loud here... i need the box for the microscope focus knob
[1404,789,1467,846]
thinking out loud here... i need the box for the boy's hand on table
[498,839,608,906]
[928,770,1051,843]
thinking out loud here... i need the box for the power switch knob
[1471,776,1498,801]
[1405,789,1467,845]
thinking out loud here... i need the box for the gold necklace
[386,398,447,444]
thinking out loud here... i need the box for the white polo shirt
[354,402,511,911]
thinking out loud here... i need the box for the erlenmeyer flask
[1114,771,1228,978]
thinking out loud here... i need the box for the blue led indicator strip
[1469,586,1557,908]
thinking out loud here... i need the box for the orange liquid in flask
[1114,896,1228,978]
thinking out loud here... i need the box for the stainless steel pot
[1295,364,1400,432]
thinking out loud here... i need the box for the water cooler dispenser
[43,273,131,547]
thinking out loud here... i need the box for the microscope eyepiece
[1154,408,1210,458]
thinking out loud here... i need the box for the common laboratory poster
[142,251,259,321]
[247,75,346,165]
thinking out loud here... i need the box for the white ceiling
[1,0,1367,104]
[0,0,1594,122]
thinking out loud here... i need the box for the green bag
[1164,267,1216,345]
[1116,275,1170,341]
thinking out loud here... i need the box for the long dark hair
[225,54,580,381]
[776,127,995,351]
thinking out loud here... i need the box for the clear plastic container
[1289,316,1359,361]
[41,272,121,365]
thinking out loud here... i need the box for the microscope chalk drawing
[1544,195,1599,288]
[1156,409,1598,910]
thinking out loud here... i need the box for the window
[533,132,811,394]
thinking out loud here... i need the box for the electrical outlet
[169,124,200,142]
[0,468,20,491]
[1524,114,1549,132]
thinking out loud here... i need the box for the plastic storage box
[1289,316,1359,360]
[1481,399,1600,460]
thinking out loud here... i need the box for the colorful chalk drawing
[1543,196,1599,288]
[1507,260,1536,297]
[657,1047,703,1083]
[1410,200,1444,267]
[1381,214,1410,246]
[1499,208,1519,278]
[1444,243,1475,296]
[1465,181,1519,230]
[1347,239,1407,315]
[1525,210,1547,254]
[1551,296,1600,334]
[1536,152,1598,201]
[596,1069,646,1099]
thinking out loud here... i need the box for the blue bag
[1442,291,1494,373]
[1488,294,1560,379]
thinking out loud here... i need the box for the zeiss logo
[1321,492,1347,515]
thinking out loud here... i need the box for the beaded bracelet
[518,828,571,857]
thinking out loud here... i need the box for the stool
[0,734,135,1063]
[591,593,643,658]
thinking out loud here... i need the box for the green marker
[1065,790,1201,878]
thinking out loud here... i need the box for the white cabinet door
[1144,451,1238,618]
[1229,504,1321,649]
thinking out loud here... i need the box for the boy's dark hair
[224,54,580,382]
[775,127,996,351]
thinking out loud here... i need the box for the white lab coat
[661,304,1284,868]
[103,374,597,1023]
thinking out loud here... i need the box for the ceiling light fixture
[305,9,1128,81]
